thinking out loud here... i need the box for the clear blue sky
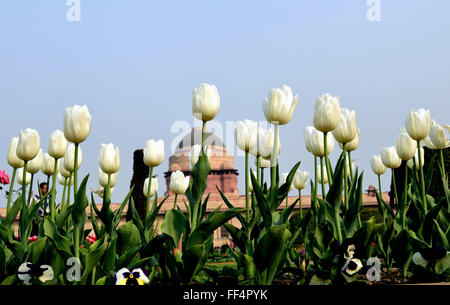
[1,1,449,205]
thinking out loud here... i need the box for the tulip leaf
[43,219,73,260]
[4,195,22,227]
[217,186,247,229]
[144,195,169,231]
[435,253,450,276]
[30,236,47,264]
[326,154,345,212]
[182,243,205,284]
[117,222,141,256]
[224,223,247,253]
[250,170,271,228]
[81,234,109,284]
[254,224,291,285]
[113,186,134,228]
[161,209,187,247]
[0,223,24,261]
[72,175,89,227]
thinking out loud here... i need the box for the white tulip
[143,177,158,198]
[370,155,386,176]
[293,170,309,190]
[248,169,256,192]
[407,147,425,170]
[16,128,41,161]
[60,161,72,178]
[92,186,115,199]
[303,126,314,153]
[308,128,335,157]
[262,85,298,125]
[340,128,360,152]
[332,108,357,144]
[48,130,68,159]
[170,170,190,194]
[317,165,328,184]
[57,173,67,185]
[64,105,92,144]
[396,127,417,161]
[17,168,32,185]
[41,153,59,176]
[380,147,402,169]
[422,137,437,150]
[98,143,120,174]
[143,139,164,167]
[236,120,258,153]
[345,160,355,178]
[257,156,271,169]
[98,167,118,188]
[192,83,220,122]
[313,93,341,133]
[259,128,281,160]
[63,144,83,172]
[282,173,294,192]
[189,144,211,169]
[7,137,24,168]
[405,108,431,141]
[429,120,449,149]
[26,149,43,174]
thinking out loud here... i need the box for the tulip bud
[429,120,449,149]
[370,155,386,176]
[16,128,41,161]
[7,137,24,168]
[248,169,256,192]
[98,143,120,174]
[259,128,280,160]
[98,167,118,188]
[293,170,309,190]
[63,144,83,172]
[143,177,158,198]
[92,186,115,199]
[405,108,431,141]
[380,147,402,169]
[170,170,190,194]
[340,128,360,152]
[257,156,271,169]
[262,85,298,125]
[189,144,211,169]
[303,126,314,153]
[56,172,69,185]
[17,168,32,185]
[332,108,357,144]
[396,128,417,161]
[59,161,72,178]
[143,139,164,167]
[41,153,59,176]
[308,128,335,157]
[282,173,294,192]
[48,130,68,159]
[313,93,341,133]
[26,149,43,174]
[317,165,328,185]
[192,83,220,122]
[64,105,92,144]
[407,147,425,170]
[236,120,258,153]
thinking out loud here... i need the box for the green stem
[245,151,250,227]
[50,158,59,220]
[91,266,96,285]
[320,157,326,199]
[378,174,382,199]
[173,193,178,210]
[7,168,17,212]
[348,151,353,183]
[402,163,408,231]
[20,161,28,243]
[202,121,206,151]
[256,156,261,185]
[343,144,348,212]
[271,124,279,187]
[416,141,427,214]
[324,132,332,185]
[298,190,303,219]
[392,169,399,206]
[260,168,264,189]
[145,167,154,219]
[313,156,318,227]
[62,177,68,210]
[27,174,34,206]
[67,173,72,206]
[73,143,79,198]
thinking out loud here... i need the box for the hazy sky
[1,1,449,206]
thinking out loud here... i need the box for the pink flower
[28,236,38,243]
[0,170,10,185]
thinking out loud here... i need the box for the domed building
[164,127,239,195]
